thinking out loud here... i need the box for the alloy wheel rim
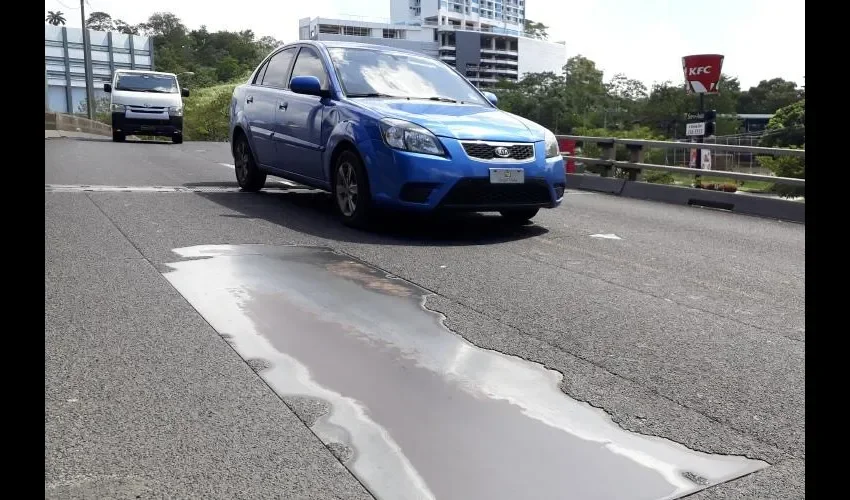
[336,161,358,216]
[235,141,249,184]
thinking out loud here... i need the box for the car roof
[114,69,177,77]
[284,40,426,58]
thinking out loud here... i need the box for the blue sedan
[229,41,566,226]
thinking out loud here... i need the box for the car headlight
[111,103,126,112]
[544,129,560,158]
[379,119,444,156]
[168,106,183,117]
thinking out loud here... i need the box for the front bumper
[112,113,183,136]
[361,136,566,211]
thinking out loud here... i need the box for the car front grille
[461,141,535,161]
[440,178,552,208]
[128,106,166,113]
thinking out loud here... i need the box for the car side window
[290,47,328,89]
[260,48,296,89]
[252,60,268,85]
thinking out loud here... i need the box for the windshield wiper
[419,96,459,103]
[347,92,398,98]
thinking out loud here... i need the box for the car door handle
[279,101,288,110]
[246,96,253,104]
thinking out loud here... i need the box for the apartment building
[298,0,566,88]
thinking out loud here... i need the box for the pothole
[162,244,768,500]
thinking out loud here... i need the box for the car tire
[499,208,539,223]
[332,149,372,227]
[112,130,125,143]
[233,134,266,192]
[172,134,183,144]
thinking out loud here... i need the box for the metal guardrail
[558,135,805,187]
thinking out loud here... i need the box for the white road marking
[45,184,319,194]
[219,162,234,169]
[590,233,622,240]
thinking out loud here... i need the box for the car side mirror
[181,88,190,98]
[290,75,327,97]
[482,91,498,106]
[103,83,112,93]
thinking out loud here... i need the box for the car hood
[355,99,546,142]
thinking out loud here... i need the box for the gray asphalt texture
[45,137,805,499]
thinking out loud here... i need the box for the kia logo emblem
[494,146,510,158]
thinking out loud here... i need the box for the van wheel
[112,130,125,142]
[233,134,266,192]
[172,134,183,144]
[333,149,372,227]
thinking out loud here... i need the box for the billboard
[682,54,724,94]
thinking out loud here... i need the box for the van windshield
[115,73,178,93]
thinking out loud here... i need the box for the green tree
[737,78,801,114]
[562,55,608,129]
[757,99,805,198]
[523,19,549,40]
[760,99,805,148]
[46,11,66,26]
[114,20,141,35]
[85,11,115,31]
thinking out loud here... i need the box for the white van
[103,70,190,144]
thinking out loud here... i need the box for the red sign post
[682,54,724,183]
[682,54,724,94]
[558,138,576,173]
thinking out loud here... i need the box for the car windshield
[115,73,178,93]
[327,47,489,106]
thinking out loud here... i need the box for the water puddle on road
[162,245,767,500]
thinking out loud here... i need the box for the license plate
[141,125,155,130]
[489,168,524,184]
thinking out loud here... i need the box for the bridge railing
[557,136,805,187]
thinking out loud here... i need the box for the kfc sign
[682,54,724,94]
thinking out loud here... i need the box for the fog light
[399,182,440,203]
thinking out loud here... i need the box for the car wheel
[233,135,266,192]
[333,149,372,227]
[172,134,183,144]
[499,208,539,223]
[112,130,125,143]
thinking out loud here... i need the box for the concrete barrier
[45,112,111,137]
[566,173,804,223]
[565,174,625,194]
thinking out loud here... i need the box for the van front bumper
[112,113,183,137]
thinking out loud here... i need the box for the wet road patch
[162,244,767,500]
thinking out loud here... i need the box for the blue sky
[46,0,804,90]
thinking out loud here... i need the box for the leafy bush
[757,150,805,198]
[182,73,250,141]
[643,171,674,184]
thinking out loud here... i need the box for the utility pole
[80,0,95,120]
[694,93,704,185]
[45,59,49,112]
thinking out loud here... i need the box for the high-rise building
[299,0,566,88]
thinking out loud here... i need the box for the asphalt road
[45,136,805,499]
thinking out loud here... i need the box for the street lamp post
[79,0,95,120]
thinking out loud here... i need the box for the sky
[45,0,805,90]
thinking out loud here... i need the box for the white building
[299,0,566,88]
